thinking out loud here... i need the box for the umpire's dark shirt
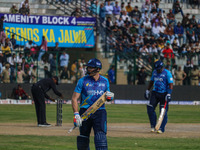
[33,78,62,99]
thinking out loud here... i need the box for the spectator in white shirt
[152,22,160,39]
[59,50,69,71]
[140,45,149,56]
[16,52,24,65]
[116,17,124,27]
[121,11,130,21]
[159,22,166,37]
[143,18,152,35]
[20,0,29,8]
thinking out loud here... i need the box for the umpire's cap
[53,76,59,85]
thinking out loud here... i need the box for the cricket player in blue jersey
[144,60,173,133]
[71,58,114,150]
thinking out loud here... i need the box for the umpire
[31,76,63,127]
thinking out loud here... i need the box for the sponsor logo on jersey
[98,83,105,87]
[86,83,93,87]
[161,74,165,77]
[170,77,173,81]
[87,90,104,96]
[154,77,163,82]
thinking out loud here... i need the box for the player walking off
[71,58,114,150]
[144,60,173,133]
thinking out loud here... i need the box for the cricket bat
[68,92,107,133]
[155,101,167,131]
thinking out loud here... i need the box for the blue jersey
[74,75,110,109]
[151,69,173,93]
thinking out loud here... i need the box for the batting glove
[165,94,171,102]
[144,90,150,100]
[106,91,114,102]
[73,112,82,127]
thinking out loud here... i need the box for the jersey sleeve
[106,78,110,92]
[74,77,84,93]
[167,70,173,84]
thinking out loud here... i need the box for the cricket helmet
[154,60,164,70]
[86,58,102,69]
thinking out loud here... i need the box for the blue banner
[0,13,96,26]
[4,23,95,48]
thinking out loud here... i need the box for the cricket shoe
[38,123,52,127]
[151,128,155,132]
[157,130,163,134]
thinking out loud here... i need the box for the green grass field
[0,104,200,150]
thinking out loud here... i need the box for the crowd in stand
[10,0,30,15]
[0,0,200,85]
[97,0,200,85]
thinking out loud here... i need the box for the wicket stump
[56,99,62,126]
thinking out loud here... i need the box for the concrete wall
[0,84,199,101]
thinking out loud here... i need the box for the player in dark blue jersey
[144,60,173,133]
[71,58,114,150]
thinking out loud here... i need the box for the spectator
[19,4,29,16]
[71,7,81,17]
[183,60,193,85]
[7,53,17,83]
[137,66,147,85]
[195,24,200,41]
[122,11,130,21]
[59,50,69,71]
[193,42,200,53]
[20,0,29,8]
[129,6,141,19]
[0,16,6,44]
[174,22,186,45]
[105,1,113,19]
[189,15,197,28]
[174,66,186,85]
[190,65,200,86]
[44,66,51,78]
[0,63,10,83]
[162,43,174,60]
[15,84,30,99]
[127,65,134,85]
[113,1,121,22]
[3,38,13,51]
[24,40,35,57]
[21,57,28,72]
[99,3,106,23]
[143,18,152,35]
[70,60,77,83]
[182,13,190,28]
[26,53,34,67]
[172,0,183,16]
[10,4,18,14]
[164,23,175,43]
[10,34,19,50]
[166,9,176,26]
[60,66,70,83]
[186,24,195,43]
[17,65,26,83]
[38,36,48,61]
[1,43,11,61]
[16,52,24,65]
[125,2,133,14]
[152,22,160,39]
[31,66,37,83]
[107,65,115,84]
[50,54,57,76]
